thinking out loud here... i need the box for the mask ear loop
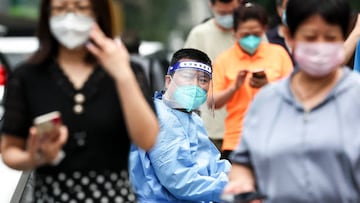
[163,75,175,101]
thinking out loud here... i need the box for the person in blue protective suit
[129,48,231,203]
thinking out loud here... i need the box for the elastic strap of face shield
[167,61,212,78]
[208,80,215,118]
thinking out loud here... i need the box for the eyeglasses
[50,2,93,16]
[174,70,211,86]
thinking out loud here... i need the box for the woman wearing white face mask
[223,0,360,202]
[0,0,159,202]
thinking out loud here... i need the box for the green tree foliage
[123,0,188,43]
[122,0,360,45]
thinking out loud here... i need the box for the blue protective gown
[231,68,360,202]
[129,93,231,203]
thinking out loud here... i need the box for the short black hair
[233,3,268,30]
[210,0,234,5]
[276,0,284,7]
[286,0,351,38]
[170,48,212,68]
[121,30,141,54]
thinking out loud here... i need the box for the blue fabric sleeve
[148,115,228,203]
[354,39,360,72]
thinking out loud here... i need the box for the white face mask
[214,13,234,29]
[49,13,94,50]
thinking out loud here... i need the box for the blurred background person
[212,3,293,160]
[265,0,294,65]
[0,0,158,202]
[224,0,360,202]
[130,48,230,203]
[121,30,165,93]
[183,0,240,151]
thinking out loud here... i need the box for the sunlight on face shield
[173,68,211,89]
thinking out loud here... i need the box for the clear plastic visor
[163,68,214,114]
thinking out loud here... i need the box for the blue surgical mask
[214,13,234,29]
[238,35,261,55]
[173,85,207,112]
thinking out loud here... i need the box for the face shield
[163,61,214,114]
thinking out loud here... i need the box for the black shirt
[2,59,153,174]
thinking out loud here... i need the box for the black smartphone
[221,192,267,203]
[234,191,267,203]
[252,69,266,79]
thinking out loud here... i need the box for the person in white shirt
[183,0,240,151]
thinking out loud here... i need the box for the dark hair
[276,0,285,7]
[169,48,212,68]
[210,0,234,5]
[121,30,141,54]
[233,3,268,30]
[28,0,113,65]
[286,0,351,38]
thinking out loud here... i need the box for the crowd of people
[0,0,360,202]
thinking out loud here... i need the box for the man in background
[183,0,240,150]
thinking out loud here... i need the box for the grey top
[231,68,360,203]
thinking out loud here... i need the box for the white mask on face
[214,13,234,29]
[50,13,94,50]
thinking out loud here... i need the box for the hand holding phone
[33,111,66,165]
[250,68,268,88]
[252,69,266,79]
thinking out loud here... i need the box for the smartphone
[33,111,62,141]
[252,69,266,79]
[221,192,267,203]
[234,191,267,203]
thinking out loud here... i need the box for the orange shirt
[213,42,293,151]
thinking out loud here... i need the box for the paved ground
[0,155,22,203]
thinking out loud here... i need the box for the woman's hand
[223,179,256,196]
[1,125,68,170]
[28,125,68,167]
[86,23,132,82]
[222,164,260,203]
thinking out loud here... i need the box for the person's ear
[164,75,171,89]
[276,7,283,18]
